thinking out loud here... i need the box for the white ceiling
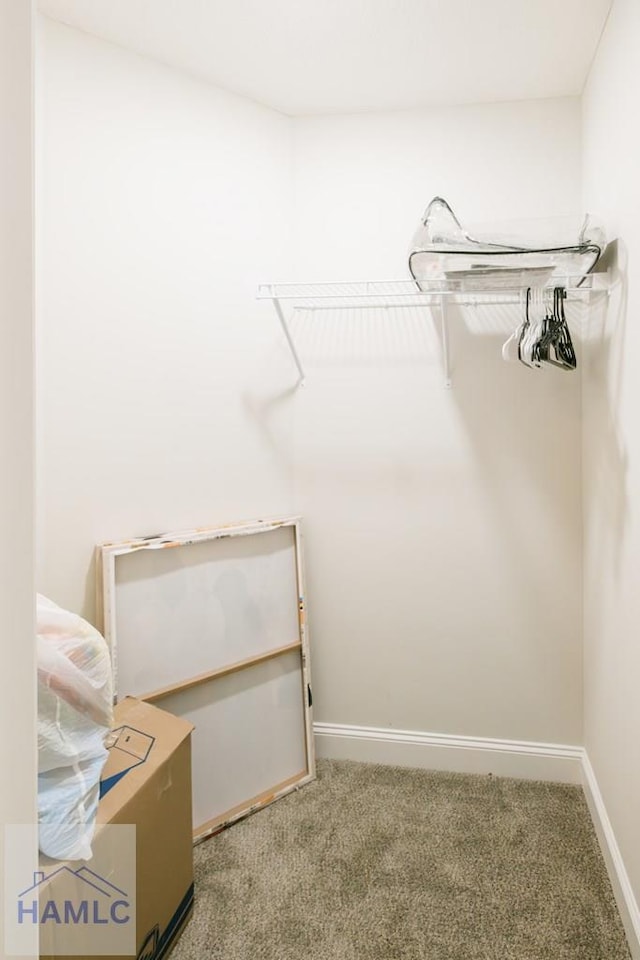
[38,0,612,116]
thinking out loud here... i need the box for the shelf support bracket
[272,298,306,385]
[439,296,452,388]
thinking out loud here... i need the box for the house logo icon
[18,866,131,927]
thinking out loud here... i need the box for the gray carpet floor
[171,759,631,960]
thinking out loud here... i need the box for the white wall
[582,0,640,923]
[38,19,586,750]
[37,17,295,622]
[293,99,585,744]
[0,1,37,957]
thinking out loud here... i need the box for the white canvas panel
[112,525,299,698]
[157,649,308,833]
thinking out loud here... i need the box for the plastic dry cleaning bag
[37,594,113,860]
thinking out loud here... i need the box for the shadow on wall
[437,302,585,634]
[242,381,299,463]
[240,302,445,477]
[439,242,629,614]
[580,238,629,583]
[83,553,99,627]
[237,277,628,586]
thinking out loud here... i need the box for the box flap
[97,698,194,825]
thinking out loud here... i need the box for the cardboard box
[37,697,195,960]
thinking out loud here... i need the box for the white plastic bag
[37,594,113,860]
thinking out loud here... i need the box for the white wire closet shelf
[258,274,607,305]
[258,273,609,388]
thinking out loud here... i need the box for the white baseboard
[314,721,584,783]
[582,753,640,960]
[313,721,640,959]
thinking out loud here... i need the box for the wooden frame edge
[140,640,302,703]
[99,515,302,557]
[193,770,314,844]
[293,519,316,779]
